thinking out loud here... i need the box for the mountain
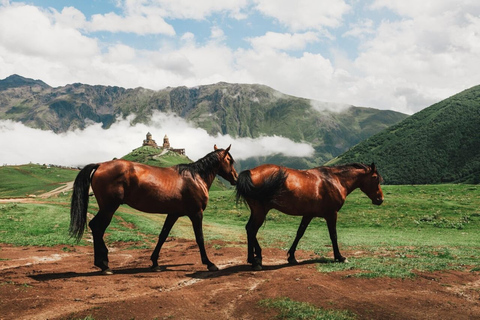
[0,75,408,168]
[0,74,49,90]
[327,85,480,184]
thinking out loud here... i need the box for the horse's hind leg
[189,211,218,271]
[326,213,347,263]
[88,207,117,273]
[287,215,313,265]
[246,206,267,270]
[150,213,178,271]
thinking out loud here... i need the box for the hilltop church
[142,132,185,155]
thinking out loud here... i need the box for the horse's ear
[223,144,231,158]
[371,162,376,172]
[214,144,218,150]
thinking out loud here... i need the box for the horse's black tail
[235,168,288,205]
[69,163,99,242]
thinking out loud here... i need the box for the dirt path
[1,240,480,320]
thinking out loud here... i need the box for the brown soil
[1,239,480,320]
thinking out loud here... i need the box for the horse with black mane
[70,145,237,274]
[235,163,383,270]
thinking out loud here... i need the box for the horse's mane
[176,149,227,181]
[316,163,370,176]
[331,163,369,171]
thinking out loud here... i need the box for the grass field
[0,164,78,197]
[1,181,479,278]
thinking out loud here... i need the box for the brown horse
[235,163,383,270]
[69,145,237,274]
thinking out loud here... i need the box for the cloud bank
[0,112,314,166]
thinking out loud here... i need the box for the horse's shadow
[28,258,332,282]
[186,257,333,280]
[28,263,194,281]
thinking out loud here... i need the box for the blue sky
[1,0,480,165]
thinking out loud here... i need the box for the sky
[1,0,480,165]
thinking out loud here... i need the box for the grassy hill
[0,164,78,197]
[327,85,480,184]
[122,146,192,167]
[0,75,407,168]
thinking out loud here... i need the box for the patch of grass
[0,202,77,246]
[259,297,356,320]
[316,246,466,278]
[0,164,77,197]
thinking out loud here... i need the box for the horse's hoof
[335,257,348,263]
[208,264,219,272]
[101,268,113,275]
[252,264,263,271]
[151,265,165,272]
[288,258,298,265]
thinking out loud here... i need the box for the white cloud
[371,0,480,18]
[234,49,336,101]
[0,112,314,166]
[145,0,249,20]
[247,32,319,51]
[0,4,98,60]
[343,19,375,39]
[210,26,226,42]
[89,12,175,35]
[53,6,87,30]
[254,0,350,30]
[348,2,480,113]
[105,44,137,63]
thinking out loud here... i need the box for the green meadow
[0,164,78,197]
[0,170,479,279]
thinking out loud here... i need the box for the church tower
[163,134,171,149]
[142,132,158,147]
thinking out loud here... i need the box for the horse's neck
[336,169,366,195]
[200,171,217,189]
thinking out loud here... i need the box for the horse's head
[214,144,238,185]
[359,163,384,205]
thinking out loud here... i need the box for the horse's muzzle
[372,198,384,205]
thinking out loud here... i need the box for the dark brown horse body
[70,145,237,274]
[236,163,383,270]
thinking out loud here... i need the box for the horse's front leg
[189,211,218,271]
[151,214,178,271]
[326,213,347,263]
[287,215,313,265]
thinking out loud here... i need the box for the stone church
[142,132,185,155]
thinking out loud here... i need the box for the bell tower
[163,134,171,149]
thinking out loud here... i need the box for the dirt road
[1,239,480,320]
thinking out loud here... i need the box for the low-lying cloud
[0,112,314,167]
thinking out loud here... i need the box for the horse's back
[91,160,192,212]
[247,165,345,216]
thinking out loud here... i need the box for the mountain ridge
[0,75,408,168]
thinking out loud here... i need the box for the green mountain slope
[0,75,407,168]
[327,85,480,184]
